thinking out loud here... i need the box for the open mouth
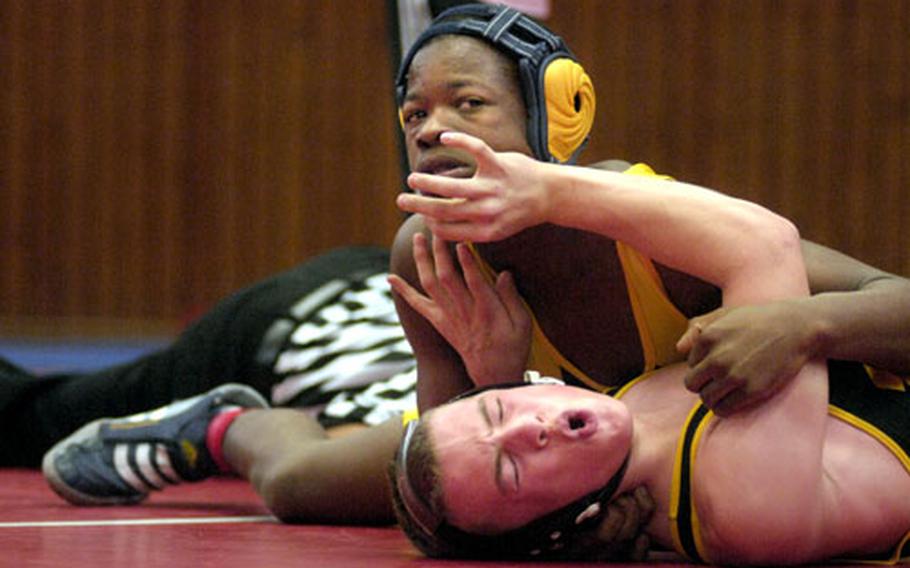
[562,410,597,438]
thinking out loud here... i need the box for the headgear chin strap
[395,3,596,164]
[395,378,630,559]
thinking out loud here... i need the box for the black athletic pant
[0,247,390,467]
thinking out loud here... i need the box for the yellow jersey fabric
[470,163,689,393]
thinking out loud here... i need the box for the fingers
[684,356,746,413]
[683,357,715,393]
[678,308,730,356]
[411,233,441,298]
[397,132,496,221]
[632,486,655,523]
[403,130,497,202]
[495,270,530,330]
[397,191,470,221]
[412,233,458,297]
[432,234,468,313]
[396,233,524,340]
[387,235,450,327]
[386,274,432,318]
[596,493,640,543]
[694,370,738,409]
[457,244,531,357]
[565,488,655,561]
[676,321,702,354]
[455,243,499,317]
[456,242,505,327]
[587,490,653,560]
[687,361,776,416]
[710,388,753,417]
[439,131,495,168]
[615,493,643,542]
[397,198,487,242]
[405,174,473,201]
[592,505,624,544]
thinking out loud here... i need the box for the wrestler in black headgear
[395,3,596,164]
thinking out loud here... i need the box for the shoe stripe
[150,444,179,485]
[113,444,155,494]
[126,444,162,491]
[154,443,182,484]
[134,443,166,490]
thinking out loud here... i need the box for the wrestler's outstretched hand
[676,301,816,416]
[397,132,548,243]
[388,231,531,386]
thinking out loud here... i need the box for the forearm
[402,134,802,302]
[802,280,910,374]
[406,317,475,410]
[225,410,400,524]
[540,163,807,303]
[224,408,327,485]
[802,240,910,374]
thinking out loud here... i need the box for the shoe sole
[42,417,148,506]
[42,383,269,506]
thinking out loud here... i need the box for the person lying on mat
[389,131,910,565]
[36,4,910,562]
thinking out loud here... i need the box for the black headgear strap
[395,382,630,559]
[395,3,578,163]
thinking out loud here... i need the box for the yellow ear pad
[544,58,596,163]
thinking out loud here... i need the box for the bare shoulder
[696,414,910,564]
[390,215,427,280]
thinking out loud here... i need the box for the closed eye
[506,454,519,492]
[496,397,520,491]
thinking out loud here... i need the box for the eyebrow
[478,397,508,494]
[445,78,479,90]
[402,79,486,104]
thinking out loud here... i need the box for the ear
[543,58,595,163]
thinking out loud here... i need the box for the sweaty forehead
[406,35,517,94]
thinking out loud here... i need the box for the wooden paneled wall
[552,0,908,276]
[1,0,404,333]
[2,1,907,335]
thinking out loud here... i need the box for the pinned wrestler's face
[426,384,633,534]
[399,35,533,178]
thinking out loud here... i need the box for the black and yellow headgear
[395,3,596,164]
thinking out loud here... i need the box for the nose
[414,108,452,150]
[497,415,549,452]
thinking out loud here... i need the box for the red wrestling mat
[0,469,878,567]
[0,469,411,567]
